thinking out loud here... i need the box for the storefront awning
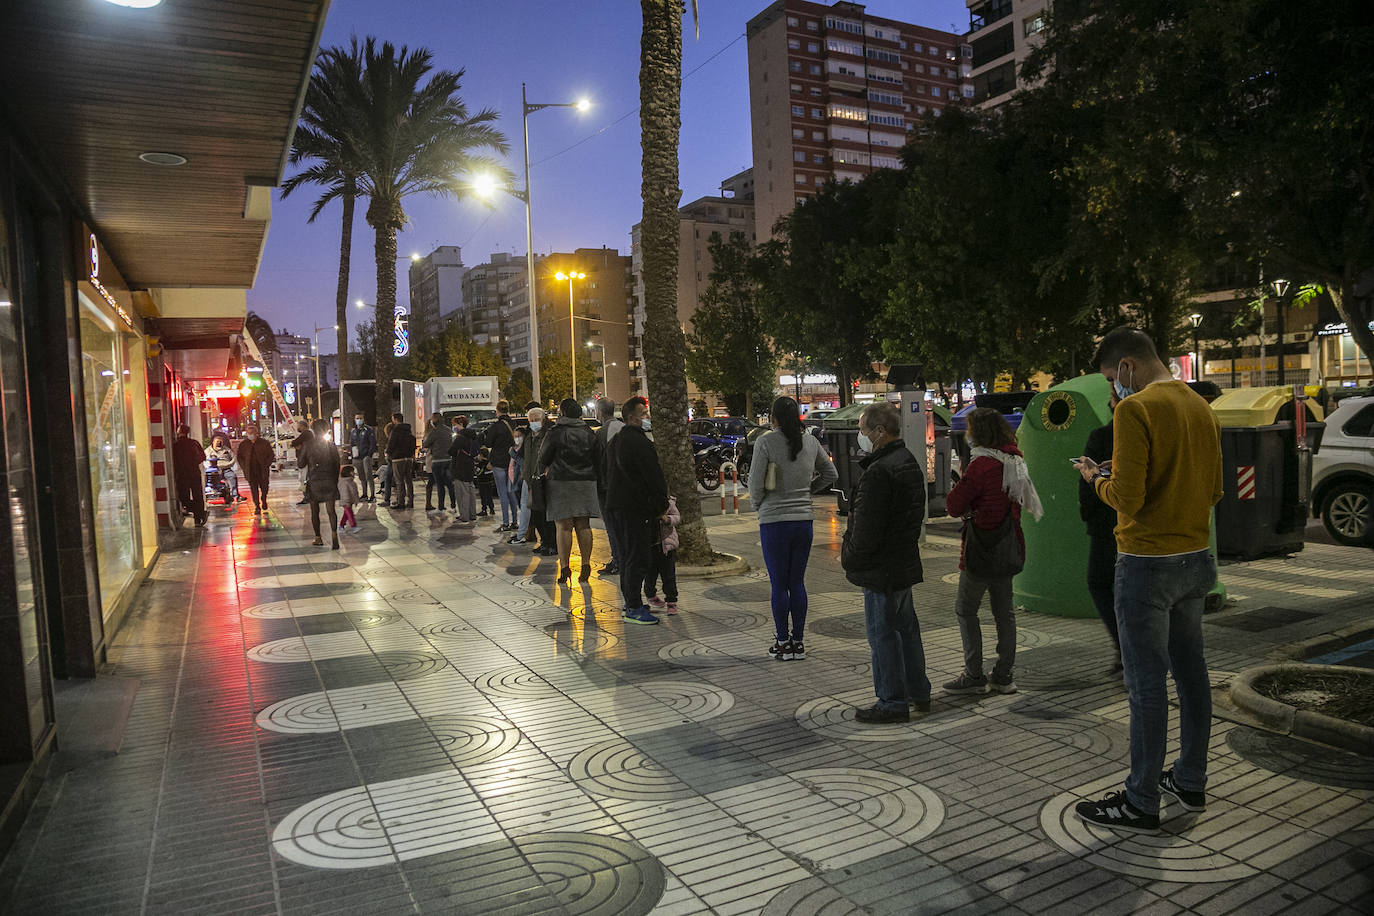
[0,0,328,289]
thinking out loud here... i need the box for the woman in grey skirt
[305,418,342,549]
[538,398,600,584]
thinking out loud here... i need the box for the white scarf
[970,446,1044,521]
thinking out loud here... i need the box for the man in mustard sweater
[1073,327,1223,834]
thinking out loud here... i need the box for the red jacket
[946,443,1024,572]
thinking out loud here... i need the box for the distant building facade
[533,247,635,406]
[461,252,530,368]
[964,0,1049,106]
[407,245,464,347]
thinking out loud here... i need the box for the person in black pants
[1079,390,1122,674]
[605,397,668,625]
[171,424,207,526]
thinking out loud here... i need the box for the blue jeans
[864,588,930,712]
[492,465,513,526]
[517,482,533,539]
[1115,549,1216,815]
[760,520,813,643]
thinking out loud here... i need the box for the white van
[424,376,501,425]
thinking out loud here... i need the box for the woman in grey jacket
[747,396,838,660]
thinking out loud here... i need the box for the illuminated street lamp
[555,270,586,399]
[312,323,337,420]
[586,339,609,395]
[1189,312,1203,381]
[1271,278,1291,385]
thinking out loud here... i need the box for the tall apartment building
[407,245,464,347]
[630,170,756,409]
[747,0,969,238]
[460,252,528,364]
[965,0,1048,105]
[534,247,636,405]
[271,329,316,405]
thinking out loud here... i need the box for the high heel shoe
[557,567,572,585]
[578,566,591,583]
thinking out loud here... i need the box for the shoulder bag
[962,510,1024,578]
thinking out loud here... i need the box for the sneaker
[664,603,678,615]
[647,596,666,609]
[1159,769,1206,812]
[768,641,790,660]
[989,676,1017,695]
[599,563,619,576]
[944,672,989,695]
[1074,791,1160,834]
[788,641,805,660]
[855,704,909,724]
[623,607,660,625]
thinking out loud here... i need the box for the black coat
[538,418,598,481]
[448,428,478,482]
[236,437,274,483]
[386,423,416,461]
[482,415,516,468]
[841,439,925,591]
[1079,421,1117,539]
[605,424,668,517]
[304,439,341,502]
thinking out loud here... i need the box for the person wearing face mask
[1072,327,1223,836]
[747,396,838,660]
[348,414,377,502]
[447,415,479,525]
[842,402,928,722]
[519,407,557,555]
[1078,389,1123,675]
[236,423,275,516]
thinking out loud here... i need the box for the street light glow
[575,98,591,113]
[410,253,422,261]
[356,299,366,308]
[472,172,501,199]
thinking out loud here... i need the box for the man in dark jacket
[348,413,378,501]
[447,416,479,524]
[605,397,667,625]
[841,402,928,723]
[385,412,416,509]
[236,423,275,516]
[1079,391,1122,673]
[482,399,518,531]
[291,420,313,505]
[590,397,625,575]
[172,424,208,527]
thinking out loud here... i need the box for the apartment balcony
[968,0,1013,33]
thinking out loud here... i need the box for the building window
[1024,13,1046,36]
[786,15,799,26]
[827,38,864,56]
[826,17,863,34]
[794,150,806,162]
[792,105,805,116]
[946,68,957,78]
[792,128,804,139]
[911,42,923,52]
[789,60,802,72]
[866,48,900,64]
[829,102,866,121]
[807,41,819,53]
[811,107,823,118]
[962,85,976,98]
[916,84,926,94]
[795,173,806,184]
[788,38,800,49]
[929,46,940,56]
[812,130,825,140]
[807,20,818,30]
[791,82,802,93]
[797,196,808,204]
[867,89,902,106]
[814,176,825,186]
[913,63,925,73]
[809,63,822,75]
[810,86,822,96]
[931,86,941,97]
[813,154,824,164]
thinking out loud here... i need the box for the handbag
[962,510,1024,578]
[529,477,547,513]
[764,461,778,492]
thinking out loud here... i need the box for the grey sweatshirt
[748,430,838,525]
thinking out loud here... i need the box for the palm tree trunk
[374,218,397,419]
[640,0,712,565]
[335,180,356,377]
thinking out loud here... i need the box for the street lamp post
[554,270,586,400]
[586,340,609,395]
[1271,279,1291,385]
[1189,312,1203,382]
[312,323,337,422]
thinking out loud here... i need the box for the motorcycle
[695,444,727,492]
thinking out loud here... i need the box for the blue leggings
[760,520,814,643]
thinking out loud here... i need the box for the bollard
[719,461,740,515]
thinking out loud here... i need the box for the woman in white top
[747,396,838,661]
[209,433,240,502]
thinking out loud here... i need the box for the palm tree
[640,1,713,564]
[282,41,366,379]
[339,38,508,417]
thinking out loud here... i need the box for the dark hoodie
[386,423,416,461]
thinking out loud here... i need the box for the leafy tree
[402,322,510,388]
[536,351,598,409]
[282,41,366,377]
[684,231,778,419]
[505,368,534,409]
[640,0,713,563]
[336,39,508,418]
[244,311,279,355]
[354,320,378,380]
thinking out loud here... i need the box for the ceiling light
[104,0,163,6]
[138,151,187,166]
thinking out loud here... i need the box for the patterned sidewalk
[1,479,1370,915]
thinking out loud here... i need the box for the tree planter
[675,552,748,579]
[1230,663,1374,756]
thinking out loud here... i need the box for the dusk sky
[249,0,971,351]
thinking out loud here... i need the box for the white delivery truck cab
[425,376,501,425]
[334,379,424,444]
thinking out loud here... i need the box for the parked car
[1311,395,1374,546]
[689,417,756,450]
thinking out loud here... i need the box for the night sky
[249,0,970,349]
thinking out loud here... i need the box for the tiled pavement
[2,481,1372,915]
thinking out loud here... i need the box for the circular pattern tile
[658,639,742,668]
[808,616,868,641]
[450,569,493,583]
[257,692,338,734]
[474,666,560,699]
[385,587,443,605]
[347,611,400,629]
[638,681,735,723]
[568,738,694,801]
[417,620,476,641]
[703,583,772,604]
[795,694,930,743]
[762,878,863,916]
[790,768,945,844]
[426,714,522,766]
[543,620,622,655]
[1012,670,1100,692]
[1226,726,1374,790]
[377,650,448,680]
[242,601,294,619]
[497,596,545,611]
[272,785,392,868]
[695,610,767,630]
[1017,716,1129,758]
[514,832,665,916]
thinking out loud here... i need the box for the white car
[1312,395,1374,545]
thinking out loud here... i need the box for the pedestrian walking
[1080,390,1123,675]
[747,396,838,660]
[348,413,377,501]
[235,423,274,516]
[605,397,666,624]
[944,407,1043,697]
[842,402,930,723]
[172,423,207,527]
[304,418,341,548]
[385,412,416,509]
[644,495,680,615]
[447,416,479,525]
[423,412,454,513]
[519,409,558,556]
[537,399,601,584]
[338,464,360,531]
[291,420,313,505]
[1072,327,1223,834]
[482,399,519,531]
[591,397,626,576]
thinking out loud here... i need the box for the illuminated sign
[87,233,135,330]
[284,382,296,405]
[205,384,247,399]
[1316,320,1374,338]
[394,305,409,357]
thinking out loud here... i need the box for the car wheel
[1321,482,1372,546]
